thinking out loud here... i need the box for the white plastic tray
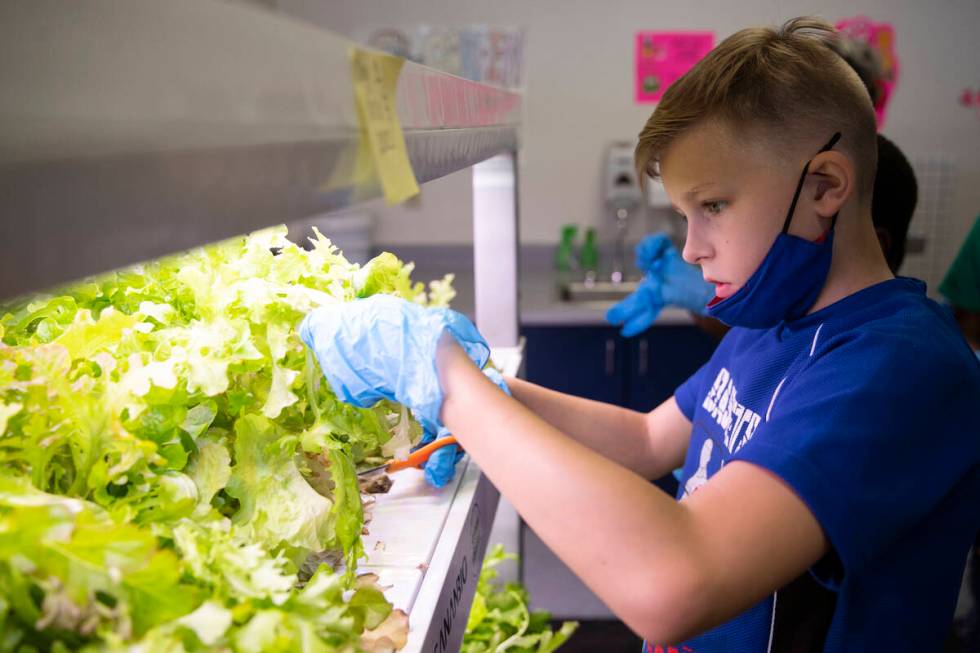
[364,346,522,652]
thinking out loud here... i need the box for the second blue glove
[606,234,714,337]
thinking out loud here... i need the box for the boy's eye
[702,200,728,215]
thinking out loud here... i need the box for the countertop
[378,244,694,328]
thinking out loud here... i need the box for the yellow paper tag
[350,48,420,204]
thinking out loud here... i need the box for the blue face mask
[706,133,842,329]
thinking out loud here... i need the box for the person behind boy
[941,215,980,355]
[300,17,980,651]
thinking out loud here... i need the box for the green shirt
[940,215,980,312]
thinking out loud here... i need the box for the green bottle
[555,224,579,272]
[579,227,599,275]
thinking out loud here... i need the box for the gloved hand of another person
[606,233,715,337]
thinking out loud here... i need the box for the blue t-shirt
[649,278,980,652]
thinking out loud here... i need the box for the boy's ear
[809,151,854,218]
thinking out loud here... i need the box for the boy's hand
[482,367,512,396]
[607,233,715,337]
[419,368,511,488]
[300,295,512,488]
[298,294,490,437]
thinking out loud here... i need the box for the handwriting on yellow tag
[350,48,420,204]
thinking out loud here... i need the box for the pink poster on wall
[635,31,714,103]
[834,17,899,128]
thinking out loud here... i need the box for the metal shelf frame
[0,0,522,344]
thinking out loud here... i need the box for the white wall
[277,0,980,266]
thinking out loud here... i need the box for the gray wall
[277,0,980,277]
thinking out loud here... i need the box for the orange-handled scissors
[357,435,458,476]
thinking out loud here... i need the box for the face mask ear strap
[781,132,843,234]
[820,132,842,153]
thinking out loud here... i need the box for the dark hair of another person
[829,37,919,273]
[872,133,918,273]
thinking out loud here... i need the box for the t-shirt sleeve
[731,330,980,579]
[674,360,711,421]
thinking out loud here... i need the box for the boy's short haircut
[636,17,879,202]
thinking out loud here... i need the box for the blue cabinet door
[521,324,717,411]
[517,324,716,614]
[625,326,717,413]
[625,326,716,497]
[521,325,626,405]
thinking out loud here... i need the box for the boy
[608,25,920,340]
[606,132,920,341]
[301,17,980,650]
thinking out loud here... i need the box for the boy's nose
[682,224,711,265]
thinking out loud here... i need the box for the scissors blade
[356,436,459,477]
[356,463,389,477]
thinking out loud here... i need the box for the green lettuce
[0,475,202,645]
[0,225,445,650]
[225,414,336,555]
[463,546,578,653]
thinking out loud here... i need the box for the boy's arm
[505,376,691,480]
[440,341,827,644]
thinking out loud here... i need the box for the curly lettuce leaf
[463,545,578,653]
[0,475,202,640]
[225,414,336,553]
[354,251,425,302]
[327,447,364,582]
[170,519,295,605]
[185,438,231,517]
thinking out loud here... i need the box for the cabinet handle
[605,338,616,376]
[638,338,649,376]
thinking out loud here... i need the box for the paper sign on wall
[634,32,714,104]
[351,48,420,204]
[834,17,899,129]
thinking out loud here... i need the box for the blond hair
[635,17,878,201]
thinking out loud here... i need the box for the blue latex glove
[606,233,715,337]
[635,232,674,273]
[422,440,462,488]
[482,367,512,397]
[299,294,490,436]
[422,368,511,487]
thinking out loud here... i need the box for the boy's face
[659,121,817,300]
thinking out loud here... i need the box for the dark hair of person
[872,133,918,273]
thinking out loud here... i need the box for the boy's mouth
[706,277,734,299]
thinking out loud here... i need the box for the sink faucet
[611,207,629,284]
[604,142,641,285]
